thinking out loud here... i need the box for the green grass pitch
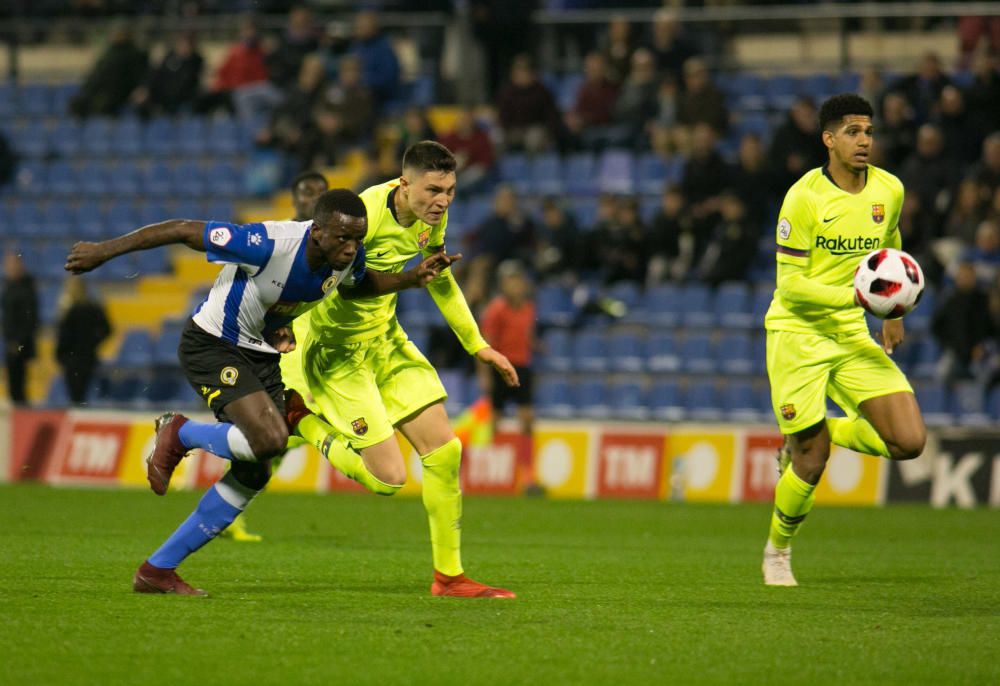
[1,484,997,685]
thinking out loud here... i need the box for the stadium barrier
[2,407,997,509]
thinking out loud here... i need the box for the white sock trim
[215,472,258,509]
[227,426,257,461]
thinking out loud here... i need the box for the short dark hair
[313,189,366,224]
[402,141,457,175]
[819,93,874,132]
[291,170,328,195]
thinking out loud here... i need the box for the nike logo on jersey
[375,251,388,258]
[822,215,840,223]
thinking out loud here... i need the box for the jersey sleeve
[421,212,449,256]
[341,243,367,287]
[774,187,815,266]
[204,221,274,269]
[884,181,904,250]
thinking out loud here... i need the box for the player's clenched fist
[267,326,297,353]
[65,241,111,274]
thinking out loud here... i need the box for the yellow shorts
[281,319,447,449]
[766,328,913,434]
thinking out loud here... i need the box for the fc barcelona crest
[780,404,796,420]
[417,229,431,248]
[871,203,885,224]
[351,417,369,436]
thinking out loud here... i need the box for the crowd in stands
[4,5,1000,408]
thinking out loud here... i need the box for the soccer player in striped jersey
[66,189,456,595]
[762,94,926,586]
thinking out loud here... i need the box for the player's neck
[393,188,418,227]
[826,160,867,194]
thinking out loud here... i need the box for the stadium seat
[646,331,680,373]
[74,200,105,240]
[607,330,644,373]
[573,330,608,373]
[649,381,684,422]
[905,286,934,332]
[438,369,467,416]
[636,153,669,196]
[568,196,599,227]
[81,118,114,157]
[110,118,143,157]
[714,282,753,329]
[77,160,110,196]
[597,149,636,194]
[205,117,242,156]
[914,383,951,426]
[498,154,530,194]
[47,161,78,196]
[557,73,584,111]
[576,378,610,419]
[750,283,773,327]
[105,373,143,404]
[912,338,941,379]
[143,161,174,197]
[610,379,648,421]
[49,119,83,158]
[564,154,597,195]
[14,120,49,159]
[108,160,143,197]
[175,117,207,156]
[717,332,754,375]
[13,160,46,198]
[143,118,176,157]
[116,330,155,368]
[951,382,991,426]
[538,329,573,373]
[680,333,715,374]
[205,160,243,197]
[530,154,564,196]
[19,84,52,117]
[536,377,574,419]
[146,370,181,404]
[535,284,575,327]
[643,284,682,328]
[11,201,44,239]
[678,284,714,328]
[172,161,205,197]
[686,383,724,422]
[723,379,760,422]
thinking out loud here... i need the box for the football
[853,248,925,319]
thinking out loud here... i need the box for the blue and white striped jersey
[191,220,365,354]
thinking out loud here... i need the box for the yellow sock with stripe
[768,467,817,549]
[420,437,464,576]
[295,415,401,495]
[827,416,890,458]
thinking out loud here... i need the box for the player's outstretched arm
[776,261,857,309]
[65,220,207,274]
[339,252,462,300]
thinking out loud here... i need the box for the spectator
[257,54,327,182]
[889,51,952,122]
[697,191,758,287]
[0,128,15,188]
[56,277,111,405]
[69,22,147,118]
[323,55,374,141]
[133,32,204,117]
[965,53,1000,141]
[534,197,581,284]
[648,9,698,85]
[265,4,320,88]
[877,92,917,170]
[350,9,401,110]
[296,103,350,170]
[932,261,993,381]
[969,133,1000,197]
[202,15,279,120]
[900,124,956,227]
[479,260,539,493]
[599,16,635,84]
[476,185,536,267]
[611,48,660,150]
[438,107,495,193]
[2,252,38,406]
[768,96,826,192]
[469,0,536,97]
[355,146,400,193]
[395,107,437,161]
[566,51,620,150]
[965,220,1000,287]
[729,132,775,230]
[899,192,941,284]
[676,57,728,138]
[589,196,648,285]
[649,74,680,155]
[647,185,689,284]
[496,54,562,153]
[945,178,988,244]
[681,123,729,261]
[933,85,980,165]
[858,65,886,116]
[958,15,1000,68]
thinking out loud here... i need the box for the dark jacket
[57,302,111,368]
[2,274,39,359]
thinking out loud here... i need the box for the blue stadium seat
[912,338,941,379]
[405,325,430,352]
[105,203,138,233]
[573,330,608,373]
[905,286,934,332]
[717,332,754,375]
[498,154,530,194]
[646,331,680,372]
[914,383,950,426]
[752,334,767,375]
[13,160,46,198]
[75,200,105,240]
[951,382,991,426]
[205,117,242,156]
[801,73,836,100]
[568,197,599,227]
[564,154,597,195]
[0,84,15,118]
[636,153,669,196]
[679,283,714,328]
[765,74,800,110]
[19,84,52,117]
[680,333,715,374]
[686,383,724,422]
[530,154,564,196]
[11,201,44,239]
[643,284,681,327]
[77,160,110,196]
[173,161,205,197]
[116,330,155,367]
[714,282,753,328]
[39,283,63,326]
[110,118,143,157]
[649,381,684,421]
[396,287,434,329]
[143,118,176,157]
[175,117,207,156]
[46,377,70,407]
[153,323,184,365]
[51,83,79,115]
[576,378,610,419]
[607,281,642,314]
[205,160,242,197]
[105,374,143,404]
[14,120,49,159]
[202,200,235,223]
[607,330,644,373]
[536,377,574,419]
[133,249,170,275]
[147,370,181,404]
[81,118,114,157]
[723,379,760,422]
[535,284,575,327]
[40,203,74,240]
[988,388,1000,419]
[47,161,78,196]
[143,161,174,197]
[538,329,573,372]
[49,119,83,158]
[108,160,143,197]
[438,369,467,416]
[557,73,584,111]
[597,149,636,194]
[610,380,648,421]
[750,283,773,327]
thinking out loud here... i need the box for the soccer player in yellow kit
[282,141,519,597]
[762,94,927,586]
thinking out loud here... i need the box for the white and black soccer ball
[853,248,925,319]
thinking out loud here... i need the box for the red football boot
[133,561,207,596]
[146,412,190,496]
[283,389,313,433]
[431,571,516,598]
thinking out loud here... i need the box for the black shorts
[490,365,533,411]
[178,320,285,422]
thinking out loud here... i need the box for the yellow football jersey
[764,165,904,335]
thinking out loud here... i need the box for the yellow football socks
[768,466,817,549]
[827,416,891,458]
[296,415,401,495]
[420,437,464,576]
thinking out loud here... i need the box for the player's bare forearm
[475,347,520,387]
[65,220,207,274]
[339,253,462,300]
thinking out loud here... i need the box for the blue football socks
[178,420,237,460]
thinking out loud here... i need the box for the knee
[888,429,926,461]
[369,461,407,492]
[230,460,272,491]
[248,424,289,460]
[792,444,830,484]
